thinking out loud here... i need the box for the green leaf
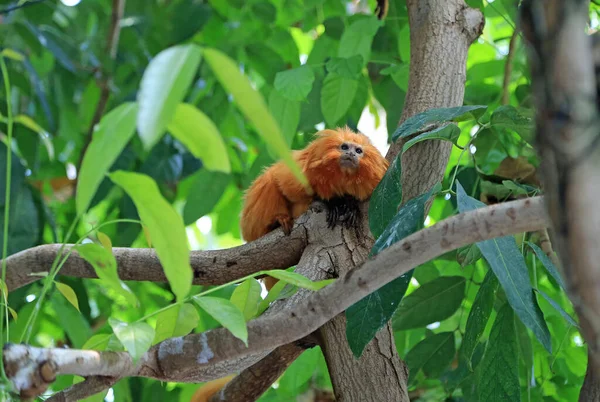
[81,333,112,351]
[75,243,137,306]
[278,347,320,394]
[51,292,91,348]
[192,296,248,345]
[153,303,200,344]
[368,155,402,239]
[269,90,301,145]
[76,103,138,216]
[14,114,54,160]
[167,103,231,173]
[392,276,466,330]
[405,332,456,379]
[203,48,307,187]
[183,170,231,225]
[402,124,461,153]
[109,318,155,363]
[54,281,80,312]
[456,244,483,267]
[346,185,439,357]
[392,105,487,141]
[381,64,410,91]
[137,44,202,149]
[337,16,383,65]
[460,270,498,369]
[457,182,551,352]
[526,242,565,289]
[230,279,262,321]
[535,289,578,327]
[320,73,358,127]
[478,304,520,402]
[490,105,534,140]
[325,56,363,79]
[256,280,296,315]
[273,65,315,101]
[110,171,192,301]
[265,270,330,291]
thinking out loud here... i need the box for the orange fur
[189,375,235,402]
[241,126,388,288]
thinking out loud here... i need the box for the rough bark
[519,0,600,399]
[387,0,484,203]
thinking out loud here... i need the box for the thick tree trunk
[387,0,484,203]
[318,1,484,401]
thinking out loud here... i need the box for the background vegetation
[0,0,597,400]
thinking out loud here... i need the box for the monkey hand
[321,195,362,229]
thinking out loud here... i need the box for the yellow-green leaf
[97,231,112,251]
[168,103,230,173]
[14,115,54,160]
[203,48,308,188]
[265,270,324,291]
[76,103,139,216]
[153,303,199,344]
[110,171,192,301]
[109,318,155,363]
[193,296,248,345]
[55,281,80,312]
[230,279,262,320]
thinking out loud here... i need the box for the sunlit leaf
[337,16,382,64]
[109,318,155,363]
[203,48,307,187]
[193,296,248,345]
[75,242,137,306]
[110,171,192,301]
[167,103,231,173]
[137,44,202,149]
[97,231,112,251]
[153,303,200,344]
[273,65,315,101]
[230,279,263,321]
[536,289,578,328]
[265,270,331,291]
[320,73,358,127]
[55,281,80,312]
[76,103,139,216]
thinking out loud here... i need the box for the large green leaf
[109,318,155,363]
[460,270,498,369]
[325,56,363,79]
[183,169,231,225]
[76,103,139,216]
[405,332,456,379]
[51,292,91,348]
[320,73,358,127]
[153,303,199,344]
[337,16,383,65]
[75,243,137,306]
[402,124,461,153]
[167,103,230,173]
[203,48,307,187]
[110,171,192,301]
[192,296,248,345]
[230,279,262,321]
[478,304,520,402]
[392,105,487,141]
[368,155,402,239]
[490,105,534,141]
[273,65,315,101]
[392,276,466,330]
[456,243,483,267]
[269,90,301,145]
[457,182,551,352]
[535,289,578,327]
[137,44,202,149]
[346,185,438,357]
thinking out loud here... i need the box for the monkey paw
[323,195,361,229]
[275,214,293,235]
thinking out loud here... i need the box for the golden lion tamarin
[240,126,388,289]
[190,128,387,402]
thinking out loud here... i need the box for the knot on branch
[3,343,59,399]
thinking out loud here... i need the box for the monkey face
[338,142,364,170]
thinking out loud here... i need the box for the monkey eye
[341,143,349,150]
[356,147,363,154]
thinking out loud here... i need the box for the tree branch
[5,197,549,398]
[501,28,519,105]
[4,221,307,292]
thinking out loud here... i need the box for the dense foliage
[0,0,596,401]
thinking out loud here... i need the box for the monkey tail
[190,375,235,402]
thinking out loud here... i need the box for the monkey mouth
[339,155,359,170]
